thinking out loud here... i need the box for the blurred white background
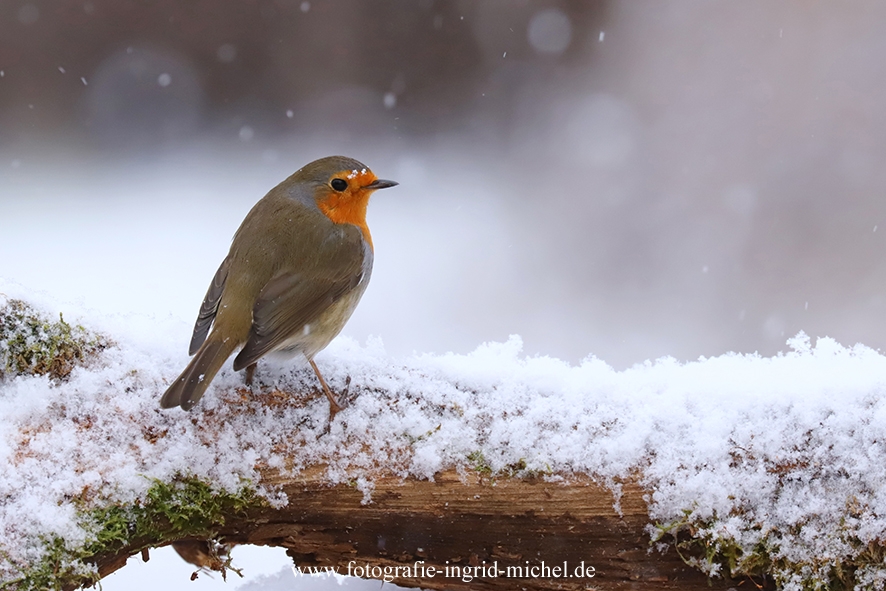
[3,0,886,588]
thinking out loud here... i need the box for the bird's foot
[325,376,357,418]
[309,359,354,422]
[323,378,350,421]
[244,363,257,387]
[316,378,355,436]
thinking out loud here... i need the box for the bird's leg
[244,362,257,387]
[308,358,344,419]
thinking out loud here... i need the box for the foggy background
[3,0,886,589]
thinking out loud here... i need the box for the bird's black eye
[330,178,348,191]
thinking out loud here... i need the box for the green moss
[0,299,109,381]
[10,476,262,591]
[652,510,774,584]
[405,423,441,445]
[3,534,101,591]
[467,451,493,475]
[652,505,886,591]
[465,452,551,479]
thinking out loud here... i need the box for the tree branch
[89,467,746,590]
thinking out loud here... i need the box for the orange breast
[315,169,378,248]
[316,190,372,248]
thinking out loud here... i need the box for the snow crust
[3,280,886,587]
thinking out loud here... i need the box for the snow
[3,280,886,587]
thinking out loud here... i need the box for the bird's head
[295,156,397,248]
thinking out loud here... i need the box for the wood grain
[90,467,754,590]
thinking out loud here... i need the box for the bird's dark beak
[365,179,398,190]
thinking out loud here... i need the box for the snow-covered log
[87,468,726,591]
[3,288,886,590]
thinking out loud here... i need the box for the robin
[160,155,397,415]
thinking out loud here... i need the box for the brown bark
[92,467,761,590]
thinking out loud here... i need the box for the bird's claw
[326,376,353,420]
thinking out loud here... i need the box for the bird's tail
[160,336,238,410]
